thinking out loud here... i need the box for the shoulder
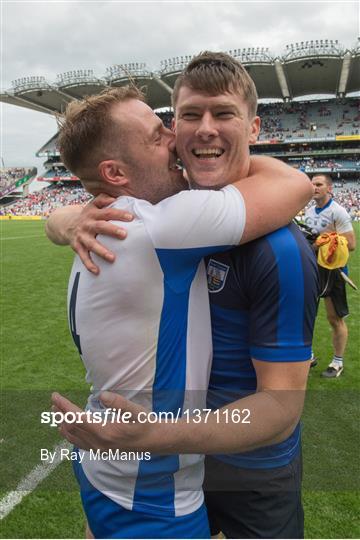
[245,223,316,274]
[330,200,353,226]
[256,223,310,255]
[330,199,350,215]
[229,225,301,277]
[305,204,316,216]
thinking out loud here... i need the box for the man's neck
[316,194,331,209]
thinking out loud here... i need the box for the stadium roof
[1,40,359,115]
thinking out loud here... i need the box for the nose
[196,112,218,140]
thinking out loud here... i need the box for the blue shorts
[73,457,210,539]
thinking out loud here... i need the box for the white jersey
[304,198,353,236]
[67,185,245,517]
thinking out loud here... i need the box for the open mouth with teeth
[192,148,225,159]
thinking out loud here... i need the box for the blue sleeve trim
[250,345,312,362]
[266,228,305,348]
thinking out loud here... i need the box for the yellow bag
[315,233,349,270]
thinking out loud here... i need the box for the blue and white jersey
[67,185,245,517]
[206,223,319,469]
[304,199,353,236]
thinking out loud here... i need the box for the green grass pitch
[1,220,359,538]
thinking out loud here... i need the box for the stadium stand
[257,99,359,141]
[1,183,91,217]
[1,40,358,217]
[0,167,26,189]
[0,166,37,201]
[332,185,360,217]
[1,97,358,217]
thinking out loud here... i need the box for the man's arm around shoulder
[232,156,313,244]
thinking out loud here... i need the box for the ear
[171,117,176,133]
[249,116,260,145]
[98,160,129,188]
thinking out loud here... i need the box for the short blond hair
[172,51,258,117]
[57,86,144,179]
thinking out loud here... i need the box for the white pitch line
[0,441,71,520]
[0,234,45,241]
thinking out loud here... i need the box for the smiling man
[173,71,258,190]
[47,52,318,539]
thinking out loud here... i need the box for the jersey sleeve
[335,206,353,234]
[248,225,319,362]
[134,185,245,251]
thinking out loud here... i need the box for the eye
[181,112,200,120]
[217,111,235,118]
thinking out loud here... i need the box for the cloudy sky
[1,0,358,171]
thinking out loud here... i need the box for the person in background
[305,173,356,378]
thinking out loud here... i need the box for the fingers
[70,204,134,273]
[92,221,128,239]
[76,236,116,262]
[88,197,134,224]
[51,392,84,415]
[50,392,142,452]
[99,391,129,410]
[59,422,92,451]
[74,243,100,274]
[100,391,147,417]
[51,393,101,449]
[87,206,133,225]
[92,193,116,208]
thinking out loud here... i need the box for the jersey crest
[207,259,230,293]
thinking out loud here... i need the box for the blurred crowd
[0,167,27,190]
[290,157,360,171]
[333,186,360,217]
[1,183,92,217]
[257,99,359,141]
[1,179,359,218]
